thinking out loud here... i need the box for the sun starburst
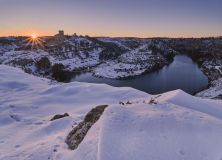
[31,34,37,39]
[24,34,44,49]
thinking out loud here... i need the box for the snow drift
[0,65,222,160]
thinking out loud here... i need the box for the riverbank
[195,62,222,99]
[186,52,222,99]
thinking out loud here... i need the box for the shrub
[36,57,51,70]
[149,44,160,55]
[52,63,67,82]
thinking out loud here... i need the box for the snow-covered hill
[0,36,173,80]
[0,65,222,160]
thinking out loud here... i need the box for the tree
[36,57,51,71]
[52,63,67,82]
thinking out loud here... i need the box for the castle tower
[58,30,64,36]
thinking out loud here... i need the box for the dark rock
[66,105,108,150]
[126,101,132,104]
[50,113,69,121]
[119,101,125,105]
[149,98,157,105]
[214,94,222,100]
[84,105,108,123]
[10,115,21,122]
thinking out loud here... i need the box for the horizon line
[1,34,222,39]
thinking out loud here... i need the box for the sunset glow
[0,0,221,37]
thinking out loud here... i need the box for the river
[71,55,208,95]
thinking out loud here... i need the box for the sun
[24,34,44,49]
[31,34,37,39]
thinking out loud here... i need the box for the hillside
[0,36,221,98]
[0,36,174,80]
[0,65,222,160]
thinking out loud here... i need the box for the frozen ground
[0,65,222,160]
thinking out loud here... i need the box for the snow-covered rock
[196,78,222,99]
[94,61,147,79]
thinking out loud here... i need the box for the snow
[1,65,222,160]
[93,42,166,79]
[71,91,222,160]
[196,78,222,99]
[120,44,151,62]
[54,47,101,71]
[96,104,222,160]
[94,61,147,79]
[0,65,146,160]
[92,38,168,79]
[0,50,51,74]
[0,47,101,75]
[0,44,17,53]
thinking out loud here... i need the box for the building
[58,30,64,36]
[46,30,66,47]
[55,30,65,37]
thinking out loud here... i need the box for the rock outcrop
[66,105,108,150]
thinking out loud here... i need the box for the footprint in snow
[31,106,39,109]
[34,122,43,125]
[10,115,21,122]
[14,145,21,148]
[179,150,185,156]
[160,133,168,140]
[0,140,4,144]
[9,105,15,108]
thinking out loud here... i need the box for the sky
[0,0,222,37]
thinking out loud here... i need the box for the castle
[55,30,64,37]
[46,30,66,47]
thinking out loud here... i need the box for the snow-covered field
[0,65,222,160]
